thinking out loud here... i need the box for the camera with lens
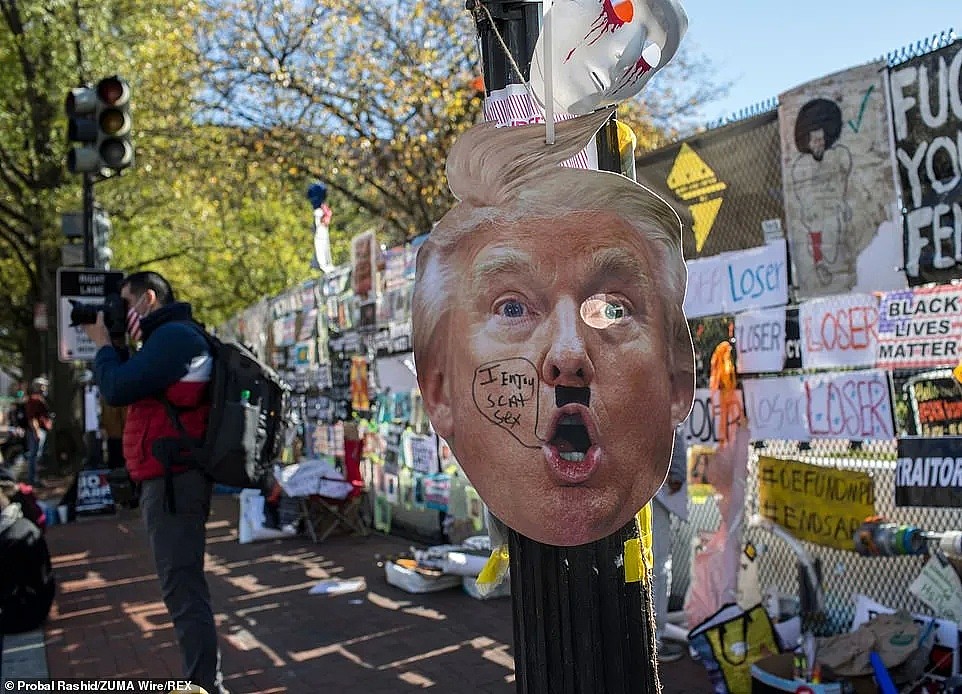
[69,293,127,338]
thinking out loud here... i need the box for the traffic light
[93,206,113,269]
[66,76,133,174]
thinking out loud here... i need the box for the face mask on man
[126,295,146,344]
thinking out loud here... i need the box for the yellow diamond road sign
[666,143,727,252]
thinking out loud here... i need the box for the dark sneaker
[657,641,686,663]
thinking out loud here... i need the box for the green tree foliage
[0,0,726,378]
[196,0,487,245]
[0,0,344,376]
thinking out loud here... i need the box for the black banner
[906,371,962,436]
[890,42,962,285]
[896,436,962,507]
[784,307,803,370]
[636,111,784,260]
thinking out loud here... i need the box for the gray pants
[141,469,226,693]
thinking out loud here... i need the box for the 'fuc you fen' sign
[890,41,962,286]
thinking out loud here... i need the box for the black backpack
[159,326,291,495]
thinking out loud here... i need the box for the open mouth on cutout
[543,404,604,485]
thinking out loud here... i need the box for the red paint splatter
[565,0,635,63]
[613,54,652,91]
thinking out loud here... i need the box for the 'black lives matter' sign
[889,42,962,285]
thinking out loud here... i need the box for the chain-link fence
[647,29,962,635]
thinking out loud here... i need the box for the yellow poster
[757,456,875,551]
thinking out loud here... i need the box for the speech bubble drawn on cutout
[472,358,544,449]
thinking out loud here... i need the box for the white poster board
[742,375,810,441]
[734,306,788,374]
[800,293,879,369]
[684,240,789,319]
[742,370,895,441]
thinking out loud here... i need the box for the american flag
[126,308,142,346]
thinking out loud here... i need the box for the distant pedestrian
[24,377,52,487]
[652,422,689,663]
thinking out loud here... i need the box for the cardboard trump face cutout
[413,110,695,546]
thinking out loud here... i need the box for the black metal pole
[470,2,659,692]
[82,172,95,268]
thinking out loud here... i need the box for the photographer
[81,271,227,694]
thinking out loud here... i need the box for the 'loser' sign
[684,240,789,319]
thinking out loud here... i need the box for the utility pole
[83,173,95,268]
[468,2,658,692]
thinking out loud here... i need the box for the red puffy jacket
[123,370,211,482]
[94,303,213,483]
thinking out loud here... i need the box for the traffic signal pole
[469,2,659,692]
[82,172,95,268]
[67,76,132,271]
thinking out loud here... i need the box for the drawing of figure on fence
[779,61,902,299]
[791,98,854,287]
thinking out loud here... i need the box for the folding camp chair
[301,438,370,543]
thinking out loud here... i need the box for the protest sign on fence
[742,375,810,441]
[735,306,790,374]
[877,285,962,369]
[742,370,895,441]
[634,111,784,259]
[799,293,879,369]
[683,387,746,445]
[889,41,962,286]
[896,437,962,508]
[779,61,901,298]
[683,240,789,319]
[758,456,875,551]
[905,370,962,437]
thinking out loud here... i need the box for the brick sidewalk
[34,495,711,693]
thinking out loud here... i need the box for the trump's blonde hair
[413,109,693,382]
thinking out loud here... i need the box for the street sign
[56,268,124,363]
[61,211,84,239]
[61,242,83,267]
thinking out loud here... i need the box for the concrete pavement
[4,493,712,692]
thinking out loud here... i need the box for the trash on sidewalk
[385,558,462,594]
[380,536,511,599]
[238,488,295,544]
[751,653,845,694]
[308,577,367,596]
